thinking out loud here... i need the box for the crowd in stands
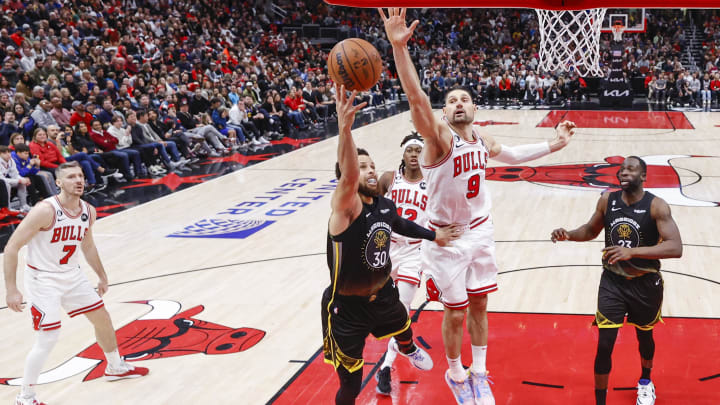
[0,0,718,212]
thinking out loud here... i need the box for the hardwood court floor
[1,109,719,404]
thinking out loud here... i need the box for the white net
[535,8,607,77]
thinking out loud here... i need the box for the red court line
[537,110,692,129]
[666,111,695,130]
[272,312,720,404]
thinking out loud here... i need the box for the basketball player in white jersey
[381,8,576,404]
[4,161,148,405]
[375,132,428,395]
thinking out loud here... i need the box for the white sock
[447,356,466,382]
[471,345,487,374]
[397,282,416,312]
[104,349,123,370]
[381,337,398,369]
[22,329,60,398]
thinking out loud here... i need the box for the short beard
[621,178,644,192]
[447,111,474,126]
[358,183,377,198]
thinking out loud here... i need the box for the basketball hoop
[611,23,626,42]
[535,8,607,77]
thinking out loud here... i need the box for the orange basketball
[327,38,383,92]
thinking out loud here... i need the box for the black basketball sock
[595,388,607,405]
[641,366,652,381]
[396,339,416,355]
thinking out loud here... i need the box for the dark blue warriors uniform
[596,190,664,330]
[322,196,434,373]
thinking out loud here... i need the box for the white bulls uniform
[420,125,498,309]
[24,197,102,332]
[385,169,428,286]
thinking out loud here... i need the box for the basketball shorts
[422,219,498,309]
[390,239,422,287]
[595,269,664,331]
[24,267,104,331]
[321,279,411,373]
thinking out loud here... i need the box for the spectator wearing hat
[69,100,93,129]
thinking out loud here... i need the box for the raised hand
[378,8,420,47]
[549,120,576,151]
[335,84,367,132]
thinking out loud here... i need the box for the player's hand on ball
[602,246,633,264]
[6,289,25,312]
[551,228,569,243]
[434,223,464,247]
[335,84,366,132]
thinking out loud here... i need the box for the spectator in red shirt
[283,87,309,130]
[710,72,720,105]
[89,119,139,180]
[69,101,93,130]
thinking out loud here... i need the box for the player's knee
[444,307,465,326]
[39,328,60,343]
[34,329,61,354]
[87,307,112,327]
[594,328,619,374]
[468,294,488,312]
[336,368,362,404]
[636,329,655,360]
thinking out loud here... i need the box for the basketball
[327,38,383,92]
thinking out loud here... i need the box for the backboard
[600,8,646,34]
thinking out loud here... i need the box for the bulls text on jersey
[453,150,489,178]
[389,188,427,211]
[50,225,89,243]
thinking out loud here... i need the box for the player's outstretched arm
[80,205,109,296]
[379,8,443,147]
[551,192,606,243]
[488,120,576,164]
[329,84,366,236]
[388,202,463,246]
[3,202,54,312]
